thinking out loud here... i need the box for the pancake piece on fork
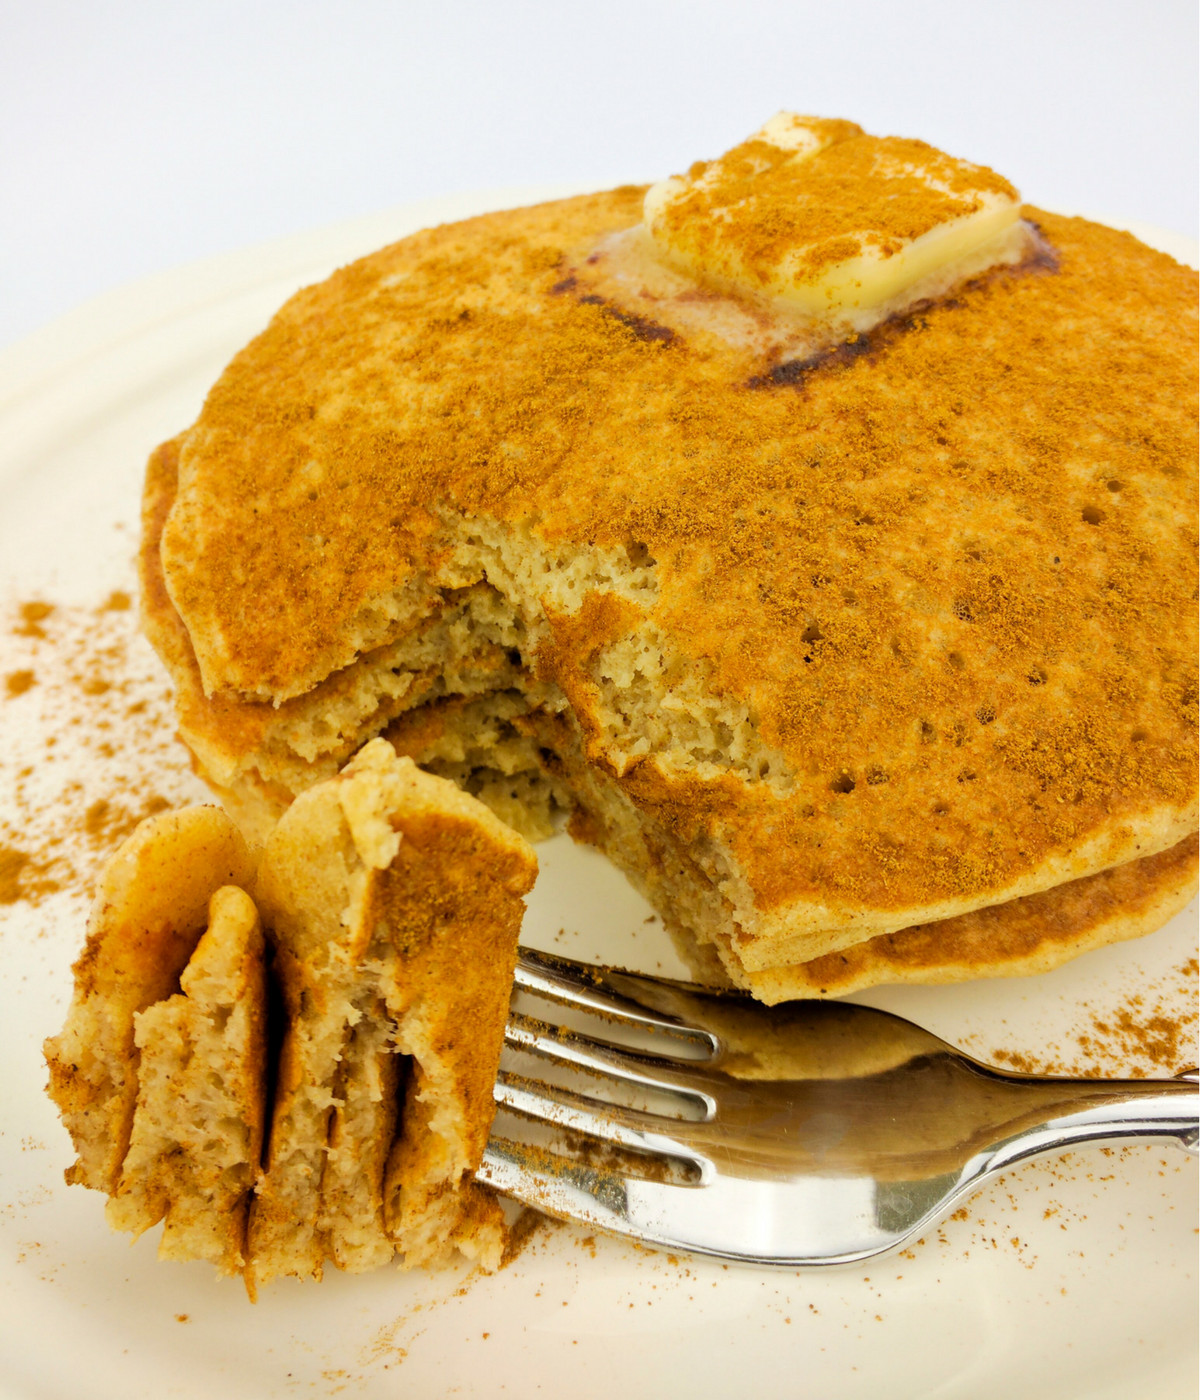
[44,807,257,1196]
[44,807,267,1276]
[247,739,537,1288]
[104,884,267,1274]
[44,744,536,1289]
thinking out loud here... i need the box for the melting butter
[643,114,1024,324]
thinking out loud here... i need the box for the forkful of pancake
[45,115,1198,1287]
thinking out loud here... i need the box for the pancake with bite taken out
[140,116,1198,1000]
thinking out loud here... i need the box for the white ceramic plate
[0,195,1196,1400]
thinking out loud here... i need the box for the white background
[2,0,1197,352]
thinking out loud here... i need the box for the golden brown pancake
[247,739,537,1286]
[141,142,1198,991]
[504,703,1199,1000]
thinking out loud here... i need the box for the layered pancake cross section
[248,738,536,1286]
[44,742,537,1289]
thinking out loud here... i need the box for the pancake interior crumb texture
[43,807,256,1194]
[248,739,536,1287]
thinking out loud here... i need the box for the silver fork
[478,947,1199,1267]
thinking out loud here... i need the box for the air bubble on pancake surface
[624,539,657,568]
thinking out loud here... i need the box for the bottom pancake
[749,835,1198,1002]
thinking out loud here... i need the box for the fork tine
[480,1137,719,1243]
[505,1012,718,1116]
[493,1074,705,1165]
[513,948,720,1059]
[479,1139,654,1232]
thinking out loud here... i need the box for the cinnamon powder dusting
[977,955,1198,1079]
[13,601,54,639]
[0,847,29,904]
[0,590,206,916]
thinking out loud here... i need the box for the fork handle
[983,1076,1199,1176]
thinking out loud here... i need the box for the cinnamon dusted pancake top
[156,184,1198,932]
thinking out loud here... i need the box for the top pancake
[155,188,1198,953]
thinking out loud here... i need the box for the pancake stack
[137,116,1197,1001]
[45,742,537,1288]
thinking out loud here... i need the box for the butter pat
[643,114,1023,323]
